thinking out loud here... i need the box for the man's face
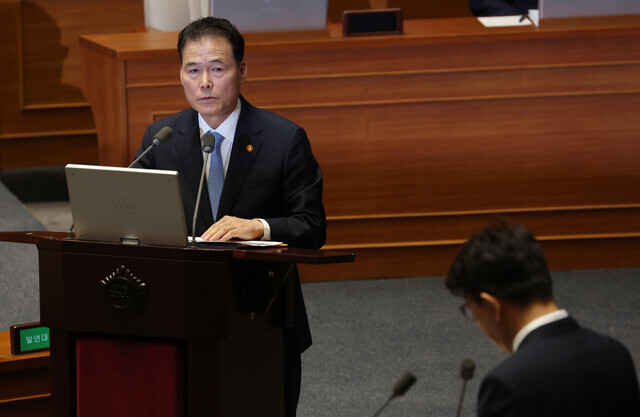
[180,36,247,128]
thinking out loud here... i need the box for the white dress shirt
[512,309,569,352]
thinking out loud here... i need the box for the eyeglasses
[459,301,473,321]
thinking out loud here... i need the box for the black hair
[445,220,553,307]
[177,17,245,65]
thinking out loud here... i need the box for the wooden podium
[0,232,353,417]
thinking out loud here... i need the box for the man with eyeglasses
[445,221,640,416]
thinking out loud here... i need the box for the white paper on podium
[477,15,533,27]
[190,237,286,247]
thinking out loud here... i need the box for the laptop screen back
[65,164,188,247]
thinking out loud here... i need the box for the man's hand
[200,216,265,242]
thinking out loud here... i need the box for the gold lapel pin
[246,144,254,152]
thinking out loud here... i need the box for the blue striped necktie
[207,131,225,222]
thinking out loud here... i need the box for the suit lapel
[173,109,214,227]
[519,316,580,349]
[217,97,263,218]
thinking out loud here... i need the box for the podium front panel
[35,238,291,417]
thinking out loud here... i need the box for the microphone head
[392,372,417,398]
[201,132,215,153]
[152,126,174,145]
[460,358,476,381]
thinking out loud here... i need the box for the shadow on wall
[20,0,85,107]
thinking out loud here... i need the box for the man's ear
[240,62,248,83]
[479,292,502,321]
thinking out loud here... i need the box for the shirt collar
[198,98,242,142]
[512,309,568,352]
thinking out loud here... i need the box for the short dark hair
[177,17,245,65]
[445,221,553,307]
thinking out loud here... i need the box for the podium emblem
[100,266,148,314]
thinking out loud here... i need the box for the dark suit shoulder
[492,318,629,381]
[479,318,640,417]
[144,108,197,135]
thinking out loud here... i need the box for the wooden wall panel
[0,331,51,417]
[0,134,97,169]
[81,46,129,166]
[126,57,181,85]
[274,95,640,216]
[239,64,640,107]
[242,34,640,80]
[20,0,86,108]
[126,84,189,157]
[0,0,145,169]
[299,235,640,281]
[323,206,640,247]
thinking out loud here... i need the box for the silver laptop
[210,0,328,33]
[65,164,188,247]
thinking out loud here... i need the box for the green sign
[19,326,50,352]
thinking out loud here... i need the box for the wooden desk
[0,331,51,417]
[79,16,640,280]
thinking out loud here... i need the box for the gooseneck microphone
[455,358,476,417]
[191,132,215,247]
[128,126,173,168]
[372,372,418,417]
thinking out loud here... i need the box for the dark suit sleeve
[478,377,521,417]
[264,126,326,250]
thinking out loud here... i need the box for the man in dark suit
[445,221,640,416]
[468,0,537,16]
[134,17,326,417]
